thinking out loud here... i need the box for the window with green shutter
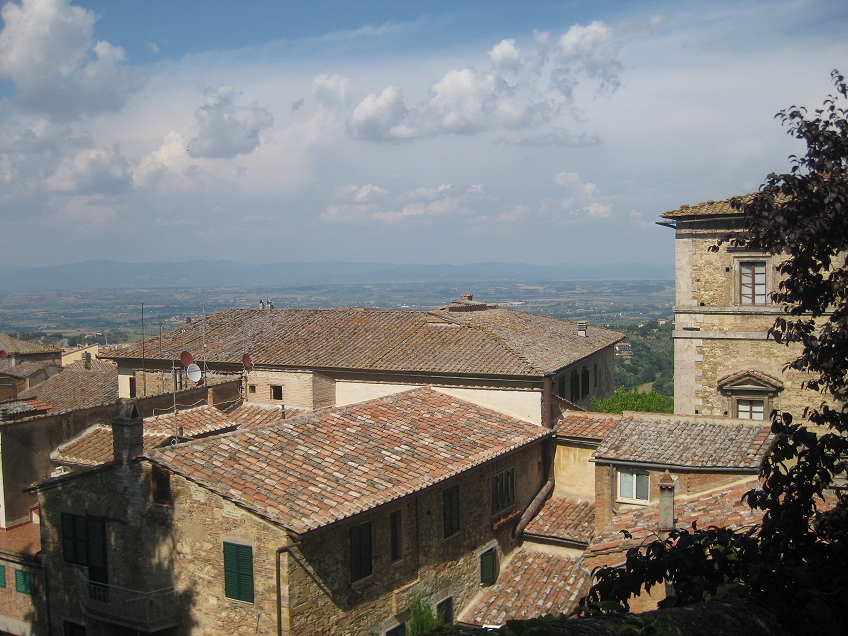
[15,570,35,595]
[223,542,254,603]
[350,522,372,583]
[480,548,497,585]
[491,467,515,514]
[0,565,5,588]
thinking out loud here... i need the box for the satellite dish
[0,350,6,359]
[185,363,202,383]
[242,353,252,369]
[180,351,194,367]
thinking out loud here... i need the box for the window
[270,385,283,401]
[736,399,765,420]
[248,384,256,394]
[223,542,254,603]
[593,363,598,388]
[350,522,372,582]
[63,622,86,636]
[61,514,107,583]
[0,565,5,588]
[390,510,403,562]
[128,376,136,398]
[443,486,459,538]
[15,570,35,595]
[740,261,767,305]
[480,548,497,585]
[436,597,454,625]
[618,471,649,503]
[581,366,589,398]
[570,372,579,402]
[152,466,171,504]
[491,467,515,514]
[386,624,406,636]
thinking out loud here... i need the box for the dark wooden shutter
[237,544,254,603]
[86,517,107,584]
[350,522,372,582]
[62,513,78,564]
[443,487,459,538]
[223,542,253,603]
[480,548,496,585]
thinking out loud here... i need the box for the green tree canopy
[591,387,672,414]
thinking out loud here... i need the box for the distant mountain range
[0,260,674,291]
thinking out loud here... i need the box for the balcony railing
[76,570,179,632]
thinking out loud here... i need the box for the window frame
[15,569,35,595]
[443,486,460,538]
[436,597,454,625]
[270,385,283,401]
[733,257,771,306]
[735,398,766,420]
[350,522,372,583]
[480,547,497,585]
[152,466,171,504]
[491,467,515,515]
[617,470,650,504]
[222,541,254,603]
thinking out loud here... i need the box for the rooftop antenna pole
[202,307,208,377]
[159,322,164,388]
[141,303,146,397]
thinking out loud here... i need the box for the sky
[0,0,846,269]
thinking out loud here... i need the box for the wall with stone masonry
[0,553,45,636]
[245,369,314,408]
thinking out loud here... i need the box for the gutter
[276,538,302,636]
[592,458,761,473]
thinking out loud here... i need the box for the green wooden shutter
[0,565,5,588]
[15,570,35,595]
[223,542,253,603]
[480,548,496,585]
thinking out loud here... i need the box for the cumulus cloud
[348,22,621,140]
[322,183,485,224]
[187,86,274,159]
[45,145,132,194]
[585,202,612,217]
[313,74,349,109]
[0,0,142,120]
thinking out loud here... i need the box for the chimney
[10,353,19,368]
[658,471,675,532]
[577,322,588,337]
[112,399,143,465]
[81,351,91,370]
[185,316,192,324]
[461,294,473,301]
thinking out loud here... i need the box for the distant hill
[0,260,674,291]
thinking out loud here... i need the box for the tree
[587,71,848,629]
[591,387,673,414]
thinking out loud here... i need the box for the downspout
[542,374,554,429]
[276,539,302,636]
[513,478,553,539]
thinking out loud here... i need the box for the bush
[591,386,673,414]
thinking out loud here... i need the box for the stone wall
[245,369,314,408]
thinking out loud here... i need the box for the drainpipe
[542,374,554,429]
[513,478,554,539]
[276,539,302,636]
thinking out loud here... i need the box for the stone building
[34,388,552,636]
[103,298,623,424]
[658,197,810,418]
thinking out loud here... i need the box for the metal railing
[76,570,179,632]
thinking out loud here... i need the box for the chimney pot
[658,471,675,532]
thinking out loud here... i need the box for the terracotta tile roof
[149,387,551,534]
[555,412,622,441]
[144,404,236,437]
[0,359,53,379]
[63,359,116,373]
[0,333,61,355]
[18,367,118,417]
[226,402,305,430]
[593,413,774,469]
[461,549,587,625]
[433,307,624,373]
[587,479,761,558]
[0,397,52,419]
[53,404,239,467]
[52,424,170,467]
[660,195,752,219]
[0,522,41,556]
[523,496,595,545]
[104,308,622,377]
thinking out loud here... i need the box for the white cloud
[187,86,274,159]
[500,127,600,147]
[585,202,612,217]
[348,22,622,140]
[555,171,580,186]
[0,0,141,120]
[313,73,349,109]
[45,145,132,194]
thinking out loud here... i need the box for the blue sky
[0,0,846,268]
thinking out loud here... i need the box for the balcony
[76,570,179,632]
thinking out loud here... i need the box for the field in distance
[0,280,673,345]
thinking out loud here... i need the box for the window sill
[616,498,649,506]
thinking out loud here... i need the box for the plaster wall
[552,442,596,499]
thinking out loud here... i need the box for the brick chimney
[81,351,91,370]
[658,471,675,532]
[112,399,143,465]
[461,294,473,301]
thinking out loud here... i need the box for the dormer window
[717,370,783,420]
